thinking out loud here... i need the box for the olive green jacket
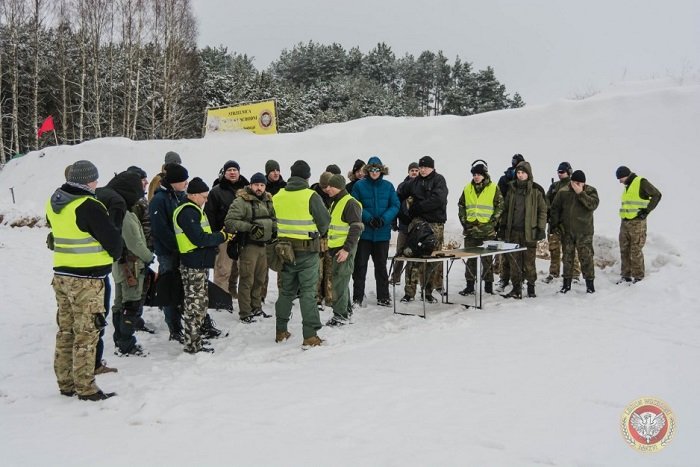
[224,187,277,243]
[550,183,599,238]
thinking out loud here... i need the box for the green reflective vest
[463,182,497,223]
[328,193,354,249]
[173,202,212,253]
[620,176,649,219]
[45,197,113,268]
[273,189,317,240]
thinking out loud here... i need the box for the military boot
[586,279,595,293]
[459,280,475,296]
[484,281,494,294]
[302,336,324,349]
[275,330,291,343]
[527,283,536,298]
[502,284,522,299]
[201,314,223,339]
[560,278,572,294]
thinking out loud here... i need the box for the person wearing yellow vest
[616,166,662,283]
[323,174,364,326]
[46,160,123,401]
[173,177,229,354]
[272,160,330,348]
[457,161,504,295]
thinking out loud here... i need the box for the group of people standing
[46,150,660,401]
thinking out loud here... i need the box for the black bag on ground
[207,280,233,311]
[143,267,157,306]
[151,269,184,307]
[404,220,438,257]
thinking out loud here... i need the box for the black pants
[95,275,111,369]
[352,240,390,302]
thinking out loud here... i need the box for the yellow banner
[205,100,278,135]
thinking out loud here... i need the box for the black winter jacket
[398,170,448,224]
[176,202,225,269]
[149,183,186,257]
[204,176,250,231]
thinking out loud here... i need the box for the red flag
[38,115,55,138]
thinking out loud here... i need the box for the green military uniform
[273,176,330,339]
[225,187,277,319]
[546,177,581,278]
[550,183,599,280]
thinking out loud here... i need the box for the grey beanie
[164,151,182,165]
[265,159,280,174]
[67,160,99,184]
[329,174,346,190]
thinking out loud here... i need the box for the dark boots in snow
[459,280,475,296]
[560,278,572,294]
[586,279,595,293]
[527,283,536,298]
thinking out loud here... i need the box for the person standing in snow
[272,160,330,348]
[398,156,449,303]
[500,161,547,299]
[174,178,229,354]
[345,159,365,194]
[615,166,662,284]
[47,160,122,401]
[264,159,287,196]
[224,172,277,323]
[549,170,599,294]
[324,174,364,326]
[351,156,400,307]
[544,162,581,283]
[390,162,420,286]
[457,160,503,296]
[495,153,526,292]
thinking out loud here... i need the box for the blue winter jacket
[352,173,400,242]
[149,183,186,257]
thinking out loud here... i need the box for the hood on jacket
[363,156,389,176]
[49,187,84,214]
[107,171,144,209]
[515,161,534,182]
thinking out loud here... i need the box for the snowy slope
[0,80,698,466]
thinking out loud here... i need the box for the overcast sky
[191,0,700,105]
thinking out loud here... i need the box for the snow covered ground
[1,79,698,466]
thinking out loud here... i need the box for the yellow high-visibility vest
[173,202,212,253]
[273,189,317,240]
[328,193,355,249]
[45,197,113,268]
[463,182,497,223]
[620,176,649,219]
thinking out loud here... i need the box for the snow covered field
[1,79,698,466]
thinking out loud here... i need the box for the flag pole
[53,129,58,146]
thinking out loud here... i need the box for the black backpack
[403,220,437,257]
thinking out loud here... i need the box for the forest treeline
[0,0,523,163]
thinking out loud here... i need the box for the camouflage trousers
[237,244,267,318]
[179,266,209,353]
[213,243,239,298]
[548,232,581,277]
[562,234,595,280]
[316,251,334,307]
[463,236,495,283]
[619,218,647,280]
[390,231,408,283]
[404,223,444,297]
[506,230,537,287]
[52,275,104,397]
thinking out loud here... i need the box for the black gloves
[535,228,546,241]
[637,209,649,220]
[369,217,384,229]
[250,224,265,240]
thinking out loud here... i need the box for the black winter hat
[107,171,144,208]
[326,164,341,175]
[571,170,586,183]
[187,177,209,194]
[471,164,487,176]
[223,160,240,172]
[127,165,147,179]
[250,172,267,185]
[557,162,572,174]
[616,166,631,179]
[352,159,365,173]
[164,163,189,183]
[265,159,280,174]
[290,160,311,179]
[418,156,435,168]
[512,154,525,167]
[67,160,99,185]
